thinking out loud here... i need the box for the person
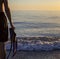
[0,0,14,59]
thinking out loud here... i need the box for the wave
[5,37,60,51]
[14,22,60,28]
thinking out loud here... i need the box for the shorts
[0,12,8,42]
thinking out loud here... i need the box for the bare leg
[0,42,6,59]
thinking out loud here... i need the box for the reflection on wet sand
[7,50,60,59]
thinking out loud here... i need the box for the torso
[0,0,4,12]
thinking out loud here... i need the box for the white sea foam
[5,37,60,51]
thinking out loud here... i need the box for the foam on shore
[5,37,60,51]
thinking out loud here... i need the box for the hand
[11,24,15,30]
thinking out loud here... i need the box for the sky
[8,0,60,11]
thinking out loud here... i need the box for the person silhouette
[0,0,14,59]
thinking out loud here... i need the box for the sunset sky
[8,0,60,11]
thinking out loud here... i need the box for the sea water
[6,10,60,51]
[10,10,60,37]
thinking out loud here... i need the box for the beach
[6,50,60,59]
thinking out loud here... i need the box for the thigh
[0,42,4,55]
[0,42,4,51]
[0,42,6,59]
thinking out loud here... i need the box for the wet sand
[6,50,60,59]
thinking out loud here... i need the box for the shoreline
[6,50,60,59]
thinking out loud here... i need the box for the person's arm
[4,0,14,29]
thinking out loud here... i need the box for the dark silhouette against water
[0,0,14,59]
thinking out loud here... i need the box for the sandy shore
[6,50,60,59]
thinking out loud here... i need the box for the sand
[6,50,60,59]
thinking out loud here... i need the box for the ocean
[6,10,60,51]
[10,10,60,37]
